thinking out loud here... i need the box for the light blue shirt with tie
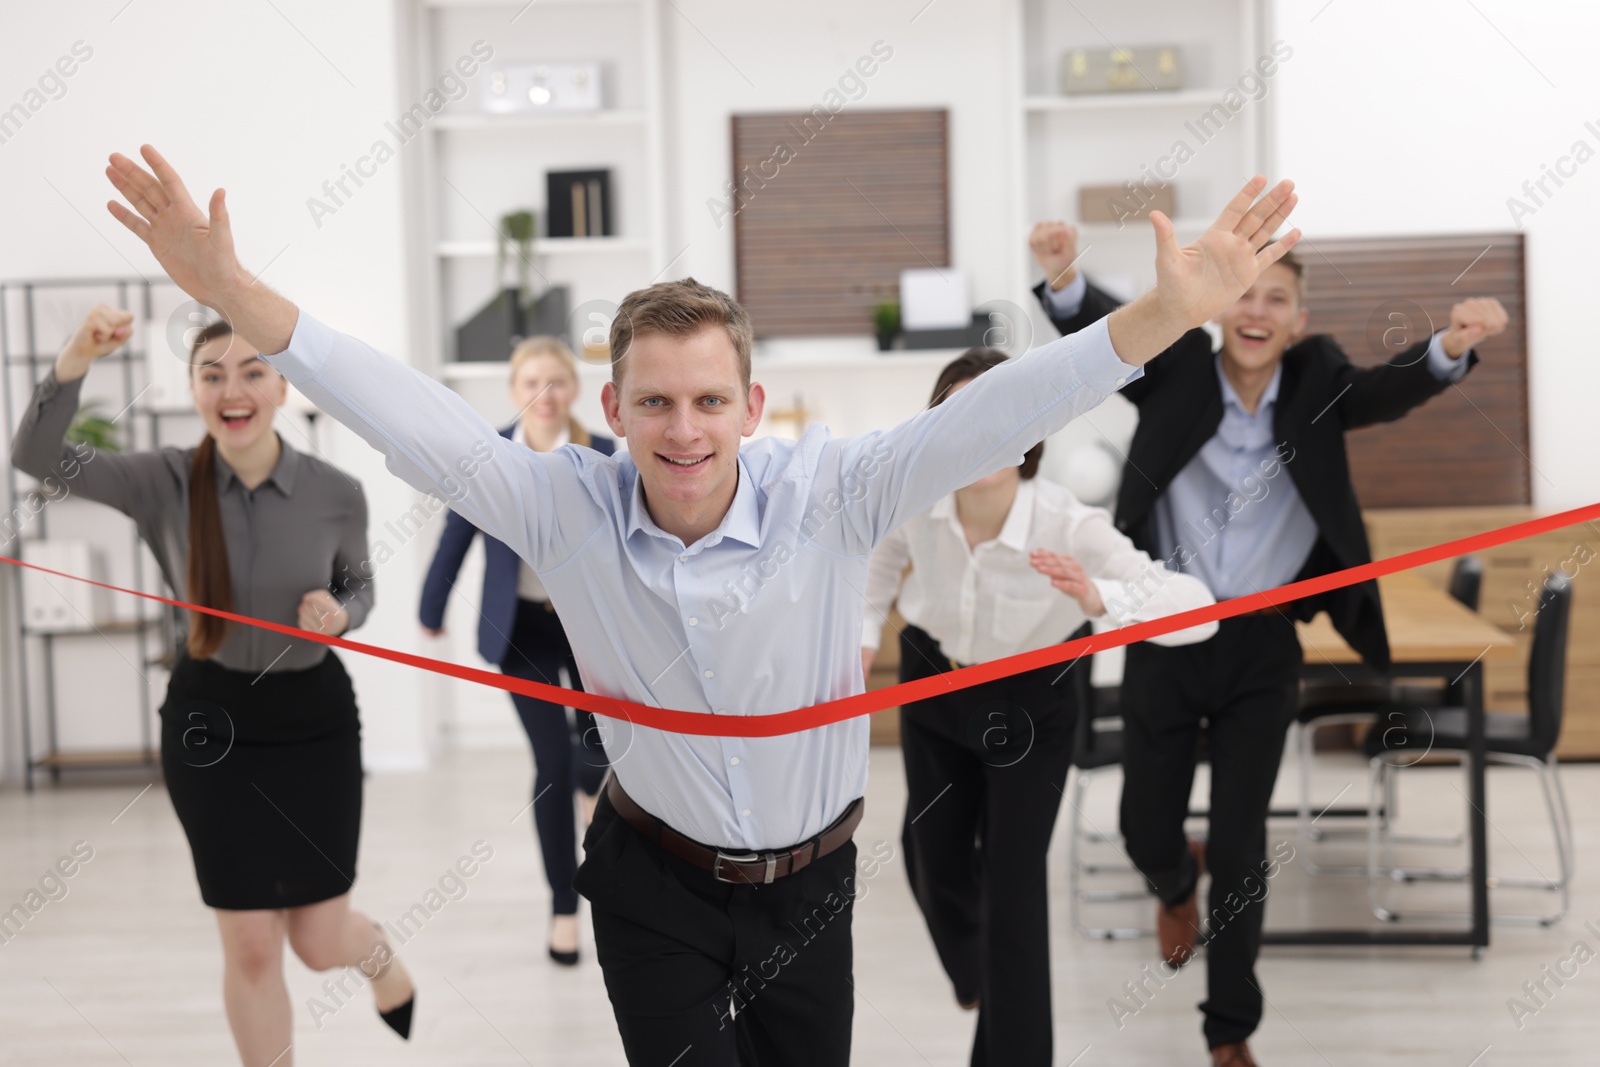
[1044,277,1471,600]
[265,311,1140,850]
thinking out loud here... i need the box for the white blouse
[862,477,1218,665]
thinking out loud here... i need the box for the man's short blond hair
[609,278,754,390]
[1266,241,1306,303]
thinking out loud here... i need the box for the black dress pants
[501,597,609,915]
[1118,614,1302,1049]
[574,788,857,1067]
[897,624,1079,1067]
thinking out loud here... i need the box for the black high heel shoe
[379,996,415,1040]
[549,915,580,966]
[371,921,415,1039]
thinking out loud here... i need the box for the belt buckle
[713,849,777,884]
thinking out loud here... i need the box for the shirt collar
[930,477,1035,552]
[512,421,571,450]
[625,457,762,551]
[214,433,299,496]
[1215,353,1283,417]
[995,478,1036,551]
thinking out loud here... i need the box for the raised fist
[55,305,134,381]
[1029,221,1081,291]
[1441,297,1509,358]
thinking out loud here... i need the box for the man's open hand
[1105,176,1301,367]
[1152,176,1300,329]
[106,146,244,309]
[104,145,298,354]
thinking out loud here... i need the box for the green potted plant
[67,402,122,454]
[23,403,121,508]
[873,298,900,352]
[497,209,538,318]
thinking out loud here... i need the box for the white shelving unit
[1010,0,1274,299]
[398,0,668,377]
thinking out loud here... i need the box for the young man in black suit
[1030,218,1507,1067]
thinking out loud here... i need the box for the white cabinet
[397,0,668,375]
[1010,0,1275,298]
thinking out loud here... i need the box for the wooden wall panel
[1300,234,1529,507]
[731,109,949,337]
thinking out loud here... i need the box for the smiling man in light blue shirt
[105,145,1301,1067]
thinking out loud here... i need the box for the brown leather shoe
[1158,837,1206,968]
[1211,1040,1259,1066]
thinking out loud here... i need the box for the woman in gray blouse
[11,305,415,1061]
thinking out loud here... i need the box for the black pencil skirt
[159,651,363,910]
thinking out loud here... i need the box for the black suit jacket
[1034,279,1478,670]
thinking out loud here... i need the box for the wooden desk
[1296,571,1519,666]
[1267,571,1516,954]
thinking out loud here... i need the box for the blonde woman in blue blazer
[420,336,614,966]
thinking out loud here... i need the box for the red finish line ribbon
[4,502,1597,737]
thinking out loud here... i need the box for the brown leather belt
[605,776,863,886]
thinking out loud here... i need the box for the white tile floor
[1,745,1597,1065]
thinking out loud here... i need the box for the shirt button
[729,757,740,766]
[688,617,699,626]
[717,708,728,715]
[679,554,688,563]
[742,808,751,817]
[1115,376,1127,386]
[704,669,715,679]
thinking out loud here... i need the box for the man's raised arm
[826,177,1303,549]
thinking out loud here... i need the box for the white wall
[4,0,1594,781]
[1269,0,1600,511]
[0,0,439,777]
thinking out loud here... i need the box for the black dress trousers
[1117,614,1303,1049]
[575,788,857,1067]
[896,623,1079,1067]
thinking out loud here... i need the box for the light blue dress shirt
[264,311,1140,850]
[1153,360,1318,598]
[1043,281,1472,600]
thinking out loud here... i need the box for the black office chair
[1294,556,1484,872]
[1365,573,1574,926]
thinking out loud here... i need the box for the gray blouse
[10,369,374,674]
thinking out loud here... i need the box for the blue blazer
[418,423,616,665]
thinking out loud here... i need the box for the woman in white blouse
[861,349,1218,1067]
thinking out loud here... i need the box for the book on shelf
[546,169,613,238]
